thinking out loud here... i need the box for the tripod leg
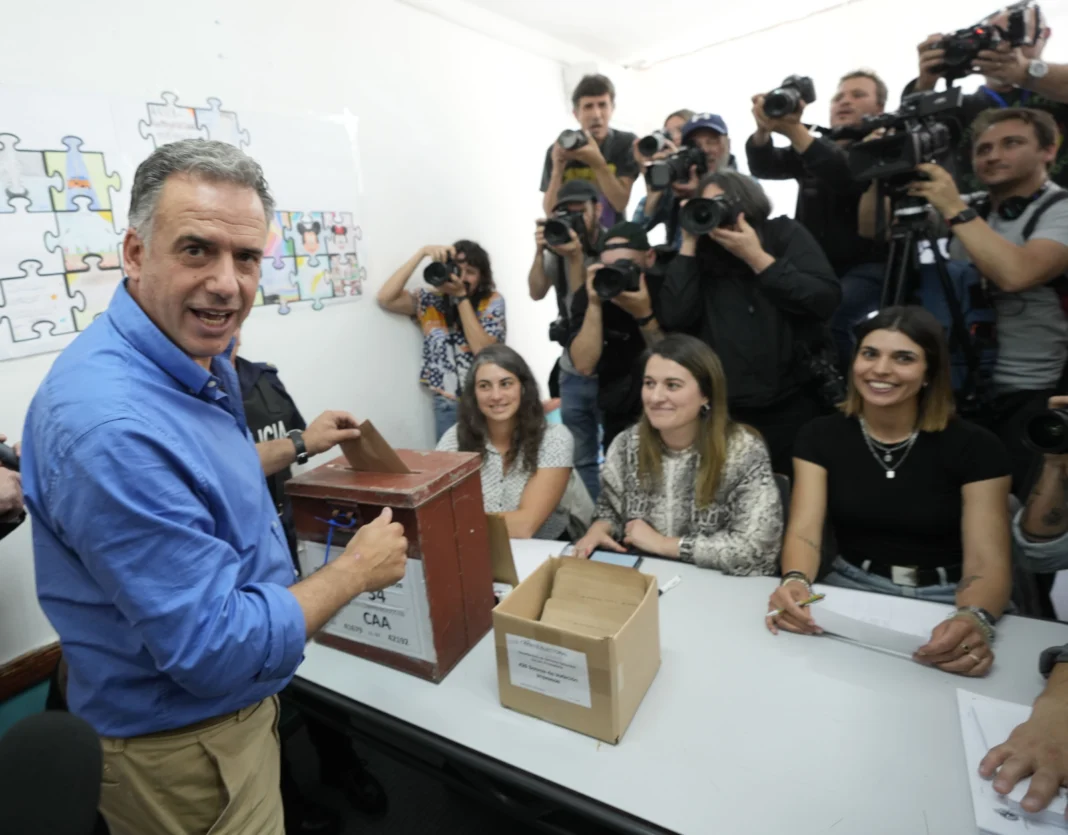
[891,229,913,307]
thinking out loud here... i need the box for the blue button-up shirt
[22,281,307,737]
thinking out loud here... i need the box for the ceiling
[457,0,857,68]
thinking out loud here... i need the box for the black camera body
[647,146,708,192]
[593,260,643,301]
[1025,408,1068,454]
[936,6,1033,81]
[763,75,817,119]
[548,317,570,346]
[544,208,588,248]
[558,129,589,151]
[637,130,671,157]
[0,442,18,473]
[837,87,964,189]
[423,260,460,288]
[679,195,740,236]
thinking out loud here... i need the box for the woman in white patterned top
[574,334,782,574]
[437,345,578,539]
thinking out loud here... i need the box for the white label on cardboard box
[301,541,438,664]
[506,634,592,708]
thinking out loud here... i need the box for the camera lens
[764,87,801,119]
[423,261,455,288]
[1025,409,1068,454]
[638,132,667,157]
[558,130,588,151]
[593,267,626,301]
[680,197,732,236]
[543,219,573,247]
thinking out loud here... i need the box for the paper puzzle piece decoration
[139,92,210,149]
[0,197,63,277]
[45,196,123,272]
[294,256,335,310]
[258,256,299,315]
[66,255,122,330]
[323,212,359,257]
[0,134,63,214]
[0,259,85,343]
[328,254,362,298]
[285,212,326,266]
[43,136,122,212]
[264,212,294,270]
[194,98,251,148]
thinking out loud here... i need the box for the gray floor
[286,724,541,835]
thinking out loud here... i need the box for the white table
[293,539,1068,835]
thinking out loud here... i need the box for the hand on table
[573,528,626,559]
[623,519,674,557]
[915,616,994,677]
[980,698,1068,817]
[766,580,822,636]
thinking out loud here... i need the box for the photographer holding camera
[659,171,841,476]
[912,4,1068,192]
[747,70,890,368]
[1014,395,1068,570]
[0,435,24,542]
[568,222,664,452]
[632,113,736,251]
[541,74,640,227]
[529,180,606,501]
[377,241,506,440]
[901,108,1068,494]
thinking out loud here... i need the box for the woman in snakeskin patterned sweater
[574,334,783,574]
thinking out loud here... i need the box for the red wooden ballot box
[286,448,494,683]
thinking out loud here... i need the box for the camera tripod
[877,189,987,412]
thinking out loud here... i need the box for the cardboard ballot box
[493,557,661,744]
[286,423,494,683]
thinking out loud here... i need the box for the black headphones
[975,182,1052,221]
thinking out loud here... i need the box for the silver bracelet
[948,606,996,644]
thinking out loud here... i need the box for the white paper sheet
[810,585,952,658]
[958,689,1068,833]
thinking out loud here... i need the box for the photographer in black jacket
[659,171,841,476]
[747,69,889,369]
[568,222,665,451]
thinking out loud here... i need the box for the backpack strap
[1022,190,1068,240]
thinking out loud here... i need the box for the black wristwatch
[635,311,656,326]
[947,207,979,227]
[287,429,309,465]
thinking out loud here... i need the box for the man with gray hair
[20,139,409,834]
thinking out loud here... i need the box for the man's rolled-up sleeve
[47,418,306,699]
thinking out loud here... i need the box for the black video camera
[637,130,672,157]
[592,260,642,301]
[646,146,707,192]
[423,260,460,288]
[763,75,817,119]
[935,4,1037,82]
[544,208,588,248]
[835,87,965,190]
[557,129,589,151]
[680,196,740,235]
[1024,407,1068,454]
[0,443,18,473]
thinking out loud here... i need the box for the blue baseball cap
[682,113,729,142]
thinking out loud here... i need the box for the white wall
[0,0,575,664]
[626,0,1068,217]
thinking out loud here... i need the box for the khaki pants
[98,696,284,835]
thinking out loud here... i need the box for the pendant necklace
[860,418,918,479]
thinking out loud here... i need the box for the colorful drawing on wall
[0,93,365,361]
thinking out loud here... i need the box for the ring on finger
[968,652,983,664]
[960,642,971,653]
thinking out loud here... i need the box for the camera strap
[549,251,570,324]
[980,86,1031,108]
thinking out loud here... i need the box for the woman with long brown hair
[574,334,782,573]
[437,345,587,539]
[767,306,1013,678]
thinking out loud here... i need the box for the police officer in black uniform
[231,334,389,833]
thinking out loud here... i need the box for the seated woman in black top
[766,306,1012,678]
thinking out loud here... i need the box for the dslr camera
[637,130,672,157]
[763,75,817,119]
[679,195,740,236]
[646,146,708,191]
[1024,407,1068,454]
[543,208,588,249]
[0,442,17,473]
[592,260,642,301]
[557,129,589,151]
[935,4,1037,82]
[423,260,460,288]
[548,317,570,346]
[834,87,965,191]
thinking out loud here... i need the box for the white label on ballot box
[301,541,438,664]
[506,634,591,708]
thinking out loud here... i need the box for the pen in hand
[765,593,825,620]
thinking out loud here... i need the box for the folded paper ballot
[811,584,953,657]
[957,689,1068,833]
